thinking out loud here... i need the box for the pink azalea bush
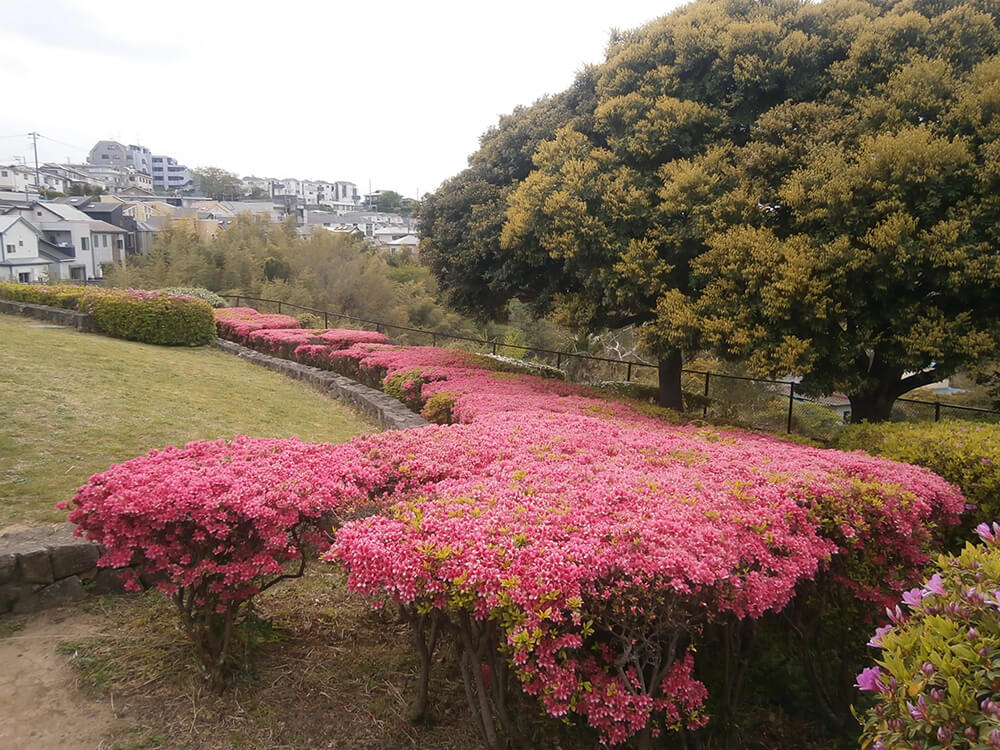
[61,436,359,685]
[857,522,1000,750]
[100,313,971,740]
[326,412,964,745]
[245,327,390,360]
[213,307,301,345]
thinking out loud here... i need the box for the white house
[0,215,77,282]
[386,234,420,255]
[0,165,35,193]
[3,202,124,279]
[40,163,108,193]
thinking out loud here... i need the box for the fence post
[234,295,240,307]
[324,312,329,328]
[556,353,562,370]
[935,401,941,422]
[626,362,633,382]
[492,342,498,356]
[703,372,710,418]
[432,333,437,347]
[277,301,282,314]
[787,383,795,434]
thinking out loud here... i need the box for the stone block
[49,542,100,579]
[0,582,30,614]
[0,553,15,585]
[34,576,85,610]
[11,589,37,615]
[17,549,54,584]
[91,568,131,595]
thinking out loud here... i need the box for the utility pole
[28,132,40,194]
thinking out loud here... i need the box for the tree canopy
[421,0,1000,420]
[192,166,243,201]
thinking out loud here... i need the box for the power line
[38,133,89,153]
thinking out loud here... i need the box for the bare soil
[0,608,118,750]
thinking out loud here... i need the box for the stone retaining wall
[0,524,129,615]
[0,299,96,331]
[214,338,429,432]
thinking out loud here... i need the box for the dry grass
[60,567,488,750]
[0,314,376,529]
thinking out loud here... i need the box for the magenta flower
[901,587,924,608]
[923,573,946,596]
[855,667,885,693]
[868,624,893,649]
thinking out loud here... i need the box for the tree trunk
[847,351,946,423]
[657,350,684,411]
[847,390,897,423]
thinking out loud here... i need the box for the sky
[0,0,688,198]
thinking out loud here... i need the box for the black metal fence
[221,294,1000,436]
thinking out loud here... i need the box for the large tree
[655,0,1000,421]
[423,0,1000,419]
[192,166,243,201]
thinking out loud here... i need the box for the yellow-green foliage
[91,292,215,346]
[0,283,215,346]
[422,392,456,424]
[836,421,1000,540]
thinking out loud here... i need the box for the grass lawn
[0,313,377,529]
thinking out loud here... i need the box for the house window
[70,266,85,280]
[18,239,23,246]
[6,244,14,254]
[117,239,124,249]
[102,235,108,247]
[1,170,6,176]
[81,237,89,251]
[18,272,30,283]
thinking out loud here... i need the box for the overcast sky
[0,0,687,197]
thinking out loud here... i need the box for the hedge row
[0,283,215,346]
[836,421,1000,546]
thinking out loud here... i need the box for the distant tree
[69,183,104,197]
[192,167,243,201]
[375,190,402,213]
[263,255,291,282]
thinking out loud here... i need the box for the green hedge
[835,420,1000,543]
[0,283,215,346]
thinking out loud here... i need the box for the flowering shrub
[857,522,1000,749]
[213,307,300,345]
[77,314,972,740]
[328,412,964,746]
[61,436,357,686]
[0,283,215,345]
[157,286,227,308]
[837,421,1000,546]
[242,327,390,361]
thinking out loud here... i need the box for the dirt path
[0,607,116,750]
